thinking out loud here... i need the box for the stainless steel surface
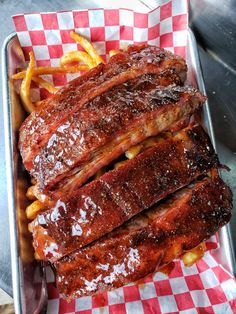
[187,30,236,276]
[190,0,236,74]
[190,0,236,259]
[0,0,235,303]
[2,33,48,314]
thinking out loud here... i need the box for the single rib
[19,45,187,185]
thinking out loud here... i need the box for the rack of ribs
[19,45,189,194]
[29,124,220,262]
[54,174,232,300]
[18,43,233,301]
[22,83,206,199]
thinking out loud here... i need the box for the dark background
[0,0,235,296]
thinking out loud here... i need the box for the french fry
[125,144,142,159]
[32,76,58,94]
[13,32,102,115]
[26,200,44,220]
[20,51,36,113]
[114,160,127,169]
[182,242,206,267]
[28,223,33,233]
[20,239,35,263]
[70,31,104,65]
[60,51,96,69]
[34,251,40,260]
[31,178,37,185]
[109,49,122,58]
[32,64,90,74]
[12,64,89,80]
[26,185,36,201]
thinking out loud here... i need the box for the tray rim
[2,29,235,313]
[2,32,22,313]
[187,29,236,277]
[2,32,48,314]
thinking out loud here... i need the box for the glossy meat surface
[30,125,219,262]
[54,175,232,300]
[33,84,205,194]
[19,45,187,173]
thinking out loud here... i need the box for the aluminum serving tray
[2,29,236,314]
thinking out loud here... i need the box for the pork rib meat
[30,124,219,262]
[19,45,188,192]
[31,84,205,196]
[54,174,232,300]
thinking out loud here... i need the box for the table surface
[0,0,235,298]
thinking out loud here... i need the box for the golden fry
[109,49,122,58]
[20,51,36,113]
[12,64,89,80]
[60,51,96,69]
[70,31,104,65]
[125,138,161,160]
[26,185,36,201]
[28,223,33,233]
[125,145,142,159]
[33,64,89,74]
[26,200,44,220]
[32,76,58,94]
[34,252,40,260]
[31,178,37,185]
[182,242,206,267]
[114,160,127,169]
[13,32,103,115]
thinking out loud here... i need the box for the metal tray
[2,29,235,314]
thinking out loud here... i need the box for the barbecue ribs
[18,44,233,301]
[19,45,189,194]
[54,174,232,300]
[29,124,219,262]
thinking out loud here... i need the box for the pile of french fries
[16,32,206,266]
[12,31,106,113]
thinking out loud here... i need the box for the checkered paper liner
[12,1,236,313]
[12,0,188,101]
[45,251,236,314]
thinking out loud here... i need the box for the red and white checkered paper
[12,1,236,313]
